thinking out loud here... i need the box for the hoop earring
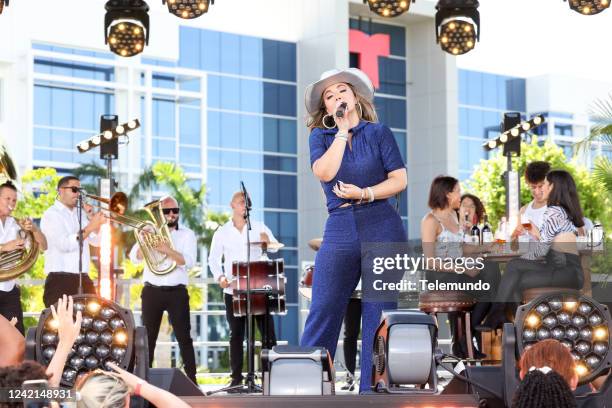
[322,114,336,129]
[356,102,363,118]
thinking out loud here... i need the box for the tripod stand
[206,182,268,395]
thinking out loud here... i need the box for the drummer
[208,191,279,392]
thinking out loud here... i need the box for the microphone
[335,102,348,118]
[240,181,252,210]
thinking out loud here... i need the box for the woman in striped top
[478,170,585,332]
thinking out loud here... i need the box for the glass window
[201,29,221,72]
[466,71,482,106]
[239,115,261,151]
[72,91,96,130]
[274,306,298,345]
[459,107,468,137]
[264,174,297,209]
[466,108,483,138]
[152,138,175,159]
[34,86,51,126]
[374,97,406,129]
[179,107,201,145]
[458,70,468,105]
[220,112,240,149]
[378,58,406,96]
[263,156,297,172]
[207,110,221,147]
[207,75,221,108]
[153,99,175,137]
[507,78,526,112]
[220,77,240,111]
[349,19,406,57]
[263,82,296,116]
[262,40,296,82]
[179,27,201,69]
[393,131,407,163]
[240,79,263,113]
[51,88,73,128]
[482,73,497,108]
[220,32,240,75]
[179,147,201,170]
[264,211,297,247]
[240,36,262,77]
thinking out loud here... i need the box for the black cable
[436,353,503,400]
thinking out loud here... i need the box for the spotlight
[371,310,439,393]
[76,119,140,153]
[483,114,545,151]
[363,0,415,18]
[104,0,150,57]
[516,293,612,384]
[0,0,9,14]
[26,295,149,388]
[565,0,610,15]
[435,0,480,55]
[163,0,213,19]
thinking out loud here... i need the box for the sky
[455,0,612,83]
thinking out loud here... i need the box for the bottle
[463,213,472,243]
[590,221,604,248]
[470,214,481,244]
[482,214,493,243]
[496,217,507,244]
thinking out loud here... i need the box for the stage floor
[181,394,480,408]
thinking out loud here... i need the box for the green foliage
[465,139,612,232]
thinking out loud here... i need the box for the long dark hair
[428,176,458,210]
[546,170,584,228]
[511,370,576,408]
[460,193,485,223]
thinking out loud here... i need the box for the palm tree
[574,96,612,195]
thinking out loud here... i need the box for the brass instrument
[85,192,177,275]
[0,143,40,282]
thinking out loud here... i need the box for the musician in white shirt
[208,191,278,390]
[40,176,104,307]
[0,181,47,334]
[129,196,198,384]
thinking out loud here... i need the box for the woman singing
[300,68,407,393]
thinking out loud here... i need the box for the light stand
[77,190,85,295]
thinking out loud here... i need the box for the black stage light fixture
[565,0,610,15]
[363,0,415,18]
[371,310,439,393]
[104,0,150,57]
[77,119,140,154]
[0,0,9,14]
[435,0,480,55]
[26,295,149,388]
[515,292,611,385]
[163,0,213,19]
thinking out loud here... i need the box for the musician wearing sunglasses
[0,181,47,334]
[40,176,105,307]
[128,196,198,385]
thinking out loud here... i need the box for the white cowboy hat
[304,68,374,115]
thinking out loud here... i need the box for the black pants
[141,284,197,384]
[496,251,583,304]
[43,272,97,307]
[342,298,361,375]
[0,285,24,335]
[224,293,277,382]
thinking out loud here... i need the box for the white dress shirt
[129,225,197,287]
[208,220,278,295]
[0,216,21,292]
[40,200,100,275]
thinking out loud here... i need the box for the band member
[208,191,278,390]
[129,196,198,384]
[301,68,408,392]
[40,176,104,308]
[0,181,47,334]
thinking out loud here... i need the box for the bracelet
[367,187,375,203]
[335,131,348,142]
[357,188,365,205]
[135,381,145,397]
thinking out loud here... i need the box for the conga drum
[232,259,286,316]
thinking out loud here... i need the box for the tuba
[85,192,177,275]
[0,143,40,282]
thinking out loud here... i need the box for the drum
[299,265,361,301]
[232,259,286,316]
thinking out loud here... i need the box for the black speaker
[147,368,203,396]
[502,112,521,156]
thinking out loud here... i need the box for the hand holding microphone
[335,101,348,118]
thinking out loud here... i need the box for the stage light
[31,295,136,387]
[363,0,415,18]
[104,0,150,57]
[261,346,334,395]
[435,0,480,55]
[516,293,612,384]
[371,310,439,393]
[0,0,9,14]
[483,114,546,151]
[76,119,140,153]
[163,0,213,19]
[565,0,610,15]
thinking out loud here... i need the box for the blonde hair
[77,371,130,408]
[306,83,378,130]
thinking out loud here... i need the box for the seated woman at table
[459,193,485,235]
[421,176,501,358]
[478,170,584,331]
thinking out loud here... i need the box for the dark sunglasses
[162,208,180,215]
[60,186,80,193]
